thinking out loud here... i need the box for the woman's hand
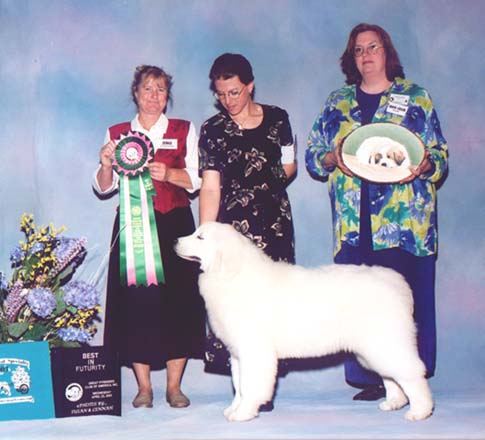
[100,140,116,168]
[399,151,433,184]
[96,140,117,192]
[148,161,169,182]
[324,142,353,176]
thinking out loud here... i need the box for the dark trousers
[334,181,437,388]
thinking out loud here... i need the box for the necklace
[232,105,262,130]
[234,116,249,130]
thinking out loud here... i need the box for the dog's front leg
[223,356,241,419]
[227,349,277,422]
[399,377,434,421]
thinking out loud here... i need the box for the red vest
[109,119,190,214]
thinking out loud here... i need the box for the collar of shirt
[131,113,169,151]
[131,113,168,138]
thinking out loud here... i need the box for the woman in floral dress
[198,53,297,376]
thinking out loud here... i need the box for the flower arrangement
[0,214,101,348]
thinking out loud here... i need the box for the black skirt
[103,207,206,368]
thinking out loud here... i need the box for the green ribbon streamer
[119,179,128,285]
[128,175,148,285]
[115,132,165,287]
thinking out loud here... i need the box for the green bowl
[341,123,425,183]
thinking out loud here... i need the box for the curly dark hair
[130,65,173,110]
[340,23,405,85]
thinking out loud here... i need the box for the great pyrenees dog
[356,136,411,168]
[175,222,433,422]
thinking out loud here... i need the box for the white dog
[356,136,410,168]
[175,222,433,422]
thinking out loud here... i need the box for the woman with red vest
[93,65,205,409]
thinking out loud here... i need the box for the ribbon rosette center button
[126,147,139,161]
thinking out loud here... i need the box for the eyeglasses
[213,86,246,101]
[353,42,383,57]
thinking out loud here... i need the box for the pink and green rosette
[112,131,165,286]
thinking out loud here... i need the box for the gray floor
[1,360,484,440]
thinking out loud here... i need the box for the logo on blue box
[0,358,32,401]
[0,341,55,421]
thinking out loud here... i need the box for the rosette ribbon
[112,131,165,286]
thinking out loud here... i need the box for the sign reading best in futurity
[50,346,121,417]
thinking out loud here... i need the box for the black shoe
[352,385,385,401]
[259,401,274,412]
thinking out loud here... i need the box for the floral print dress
[199,104,295,263]
[199,104,295,373]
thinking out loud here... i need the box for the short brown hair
[340,23,405,85]
[209,53,254,93]
[131,65,173,110]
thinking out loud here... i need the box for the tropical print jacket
[305,77,448,257]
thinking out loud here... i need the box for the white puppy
[175,222,433,422]
[356,136,410,168]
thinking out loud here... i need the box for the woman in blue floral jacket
[306,23,448,401]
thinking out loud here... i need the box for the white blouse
[93,113,201,195]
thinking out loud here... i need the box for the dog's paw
[404,405,433,421]
[225,403,259,422]
[379,396,408,411]
[223,404,238,418]
[227,409,258,422]
[224,395,242,418]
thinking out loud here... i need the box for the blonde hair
[130,65,173,109]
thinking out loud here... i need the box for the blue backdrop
[1,0,484,393]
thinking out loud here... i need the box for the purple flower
[53,237,85,261]
[4,281,27,322]
[10,245,25,265]
[58,327,91,343]
[30,242,45,254]
[26,287,56,318]
[63,281,99,309]
[49,237,87,280]
[0,272,8,290]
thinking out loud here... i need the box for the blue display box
[0,341,55,421]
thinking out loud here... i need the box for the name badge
[387,102,408,117]
[389,93,409,106]
[154,138,178,151]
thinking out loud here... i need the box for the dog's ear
[210,248,224,273]
[211,245,240,277]
[370,152,382,165]
[206,227,243,277]
[392,151,406,166]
